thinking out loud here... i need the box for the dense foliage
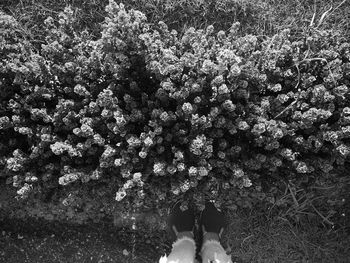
[0,1,349,224]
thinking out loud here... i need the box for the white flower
[296,162,308,173]
[115,190,127,201]
[198,166,208,177]
[238,121,250,130]
[133,172,142,180]
[337,144,350,156]
[153,162,166,175]
[138,151,147,159]
[182,102,193,114]
[243,178,252,187]
[234,168,244,178]
[188,166,198,176]
[177,163,186,172]
[144,137,153,147]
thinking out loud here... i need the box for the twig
[322,0,349,26]
[288,183,299,208]
[309,0,317,28]
[317,5,333,28]
[310,186,336,190]
[242,234,254,244]
[310,203,334,226]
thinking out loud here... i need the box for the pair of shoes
[167,200,228,243]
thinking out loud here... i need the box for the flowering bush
[0,2,349,223]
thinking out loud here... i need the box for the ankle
[177,231,194,240]
[203,232,220,243]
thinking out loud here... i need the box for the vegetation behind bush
[1,0,349,42]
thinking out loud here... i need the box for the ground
[0,217,168,263]
[1,208,349,263]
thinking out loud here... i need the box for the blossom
[218,84,229,95]
[242,178,252,187]
[50,141,74,155]
[174,150,184,160]
[217,151,226,159]
[166,165,177,174]
[74,84,90,96]
[280,148,296,161]
[114,158,123,166]
[194,96,202,104]
[160,111,170,122]
[6,157,23,172]
[201,59,218,74]
[271,128,283,139]
[229,64,241,77]
[138,151,147,159]
[177,163,186,171]
[337,144,350,156]
[17,183,33,197]
[233,168,244,178]
[115,189,127,201]
[295,161,309,173]
[238,121,250,130]
[343,107,350,115]
[180,180,191,192]
[268,83,282,92]
[59,173,81,185]
[101,145,116,158]
[182,102,193,114]
[188,166,198,177]
[0,116,11,129]
[153,161,166,176]
[251,123,266,135]
[198,166,209,177]
[222,100,236,112]
[144,137,153,147]
[127,136,141,147]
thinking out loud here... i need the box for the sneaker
[199,201,228,241]
[167,200,196,242]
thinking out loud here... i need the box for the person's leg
[159,201,197,263]
[159,231,197,263]
[199,201,233,263]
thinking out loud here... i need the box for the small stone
[2,231,5,236]
[123,249,129,256]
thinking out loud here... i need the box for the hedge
[0,1,349,225]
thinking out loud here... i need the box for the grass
[222,208,350,263]
[1,0,349,43]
